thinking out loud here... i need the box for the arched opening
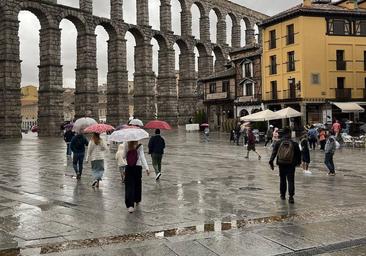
[60,19,77,121]
[209,9,218,43]
[149,0,160,30]
[93,0,110,18]
[213,46,226,73]
[124,0,137,25]
[18,11,41,131]
[240,19,247,47]
[191,3,201,39]
[95,25,109,122]
[172,0,182,35]
[240,109,249,117]
[226,14,233,46]
[151,37,159,117]
[57,0,79,8]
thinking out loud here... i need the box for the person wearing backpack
[245,128,261,160]
[324,130,337,176]
[148,129,166,181]
[269,127,301,204]
[86,133,107,188]
[307,125,318,150]
[123,141,150,213]
[70,131,89,179]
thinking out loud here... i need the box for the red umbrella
[84,124,115,134]
[200,123,209,127]
[31,125,38,133]
[144,120,172,130]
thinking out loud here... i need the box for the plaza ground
[0,131,366,255]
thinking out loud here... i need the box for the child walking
[86,133,107,187]
[300,134,311,174]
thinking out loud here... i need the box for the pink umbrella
[84,124,115,134]
[144,120,172,130]
[200,123,209,127]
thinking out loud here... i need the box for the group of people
[63,124,166,214]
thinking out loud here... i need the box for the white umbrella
[109,128,149,142]
[73,117,97,133]
[276,107,303,118]
[240,109,280,122]
[129,118,144,127]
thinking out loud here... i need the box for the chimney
[303,0,312,7]
[345,0,358,10]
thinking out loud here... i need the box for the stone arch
[58,12,87,34]
[152,32,169,50]
[226,13,239,47]
[239,109,249,117]
[241,17,256,45]
[191,1,206,17]
[213,45,226,72]
[126,26,145,46]
[93,20,118,41]
[195,42,212,78]
[16,3,51,29]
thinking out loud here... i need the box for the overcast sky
[18,0,303,88]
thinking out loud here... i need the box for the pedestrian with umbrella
[201,123,209,142]
[84,124,114,187]
[145,120,170,181]
[109,128,150,213]
[70,131,89,179]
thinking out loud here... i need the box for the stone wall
[0,0,267,138]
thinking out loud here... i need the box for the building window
[336,50,346,71]
[287,51,295,72]
[209,82,216,93]
[243,62,253,78]
[269,30,276,49]
[244,83,254,96]
[327,19,351,35]
[337,77,345,89]
[270,81,277,100]
[222,80,229,93]
[311,73,320,85]
[355,20,366,36]
[286,24,295,45]
[270,55,277,75]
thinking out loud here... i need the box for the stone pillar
[245,28,256,45]
[156,47,178,125]
[232,24,241,48]
[0,17,22,138]
[214,56,226,73]
[38,26,64,137]
[80,0,93,13]
[160,0,172,32]
[106,36,129,126]
[257,26,263,45]
[181,8,192,36]
[216,18,226,45]
[111,0,123,21]
[198,54,213,78]
[133,42,156,123]
[199,15,210,42]
[178,51,197,125]
[136,0,149,26]
[75,32,99,120]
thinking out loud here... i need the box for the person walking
[264,125,274,147]
[269,127,301,204]
[70,131,89,179]
[123,141,150,213]
[241,123,248,147]
[300,134,311,174]
[115,142,127,183]
[235,122,241,145]
[203,127,209,142]
[272,127,280,147]
[64,128,75,158]
[245,128,261,160]
[319,128,327,151]
[332,120,342,138]
[307,125,318,150]
[324,131,337,176]
[148,129,166,181]
[86,133,107,187]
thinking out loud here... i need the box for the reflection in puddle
[0,213,298,255]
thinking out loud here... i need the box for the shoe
[92,180,98,187]
[76,174,81,180]
[258,155,261,160]
[289,197,295,204]
[245,156,249,159]
[329,172,336,176]
[304,170,312,175]
[155,173,161,181]
[280,195,286,200]
[128,207,134,213]
[96,180,100,188]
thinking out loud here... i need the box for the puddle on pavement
[0,213,298,255]
[239,187,264,191]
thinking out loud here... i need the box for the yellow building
[261,0,366,128]
[21,85,38,130]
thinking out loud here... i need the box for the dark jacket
[148,135,165,155]
[64,130,75,143]
[70,134,89,154]
[269,137,301,167]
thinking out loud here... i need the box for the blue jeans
[324,152,335,173]
[73,152,84,175]
[66,143,71,156]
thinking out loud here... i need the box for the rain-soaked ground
[0,130,366,255]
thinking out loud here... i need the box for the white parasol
[240,109,280,122]
[109,128,149,142]
[73,117,97,133]
[129,118,144,127]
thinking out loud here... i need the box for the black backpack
[277,140,295,165]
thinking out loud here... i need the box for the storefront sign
[206,92,227,100]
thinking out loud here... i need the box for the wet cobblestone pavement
[0,130,366,255]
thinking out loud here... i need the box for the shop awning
[333,102,365,113]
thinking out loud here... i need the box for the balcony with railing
[335,88,352,101]
[265,91,279,101]
[283,89,301,100]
